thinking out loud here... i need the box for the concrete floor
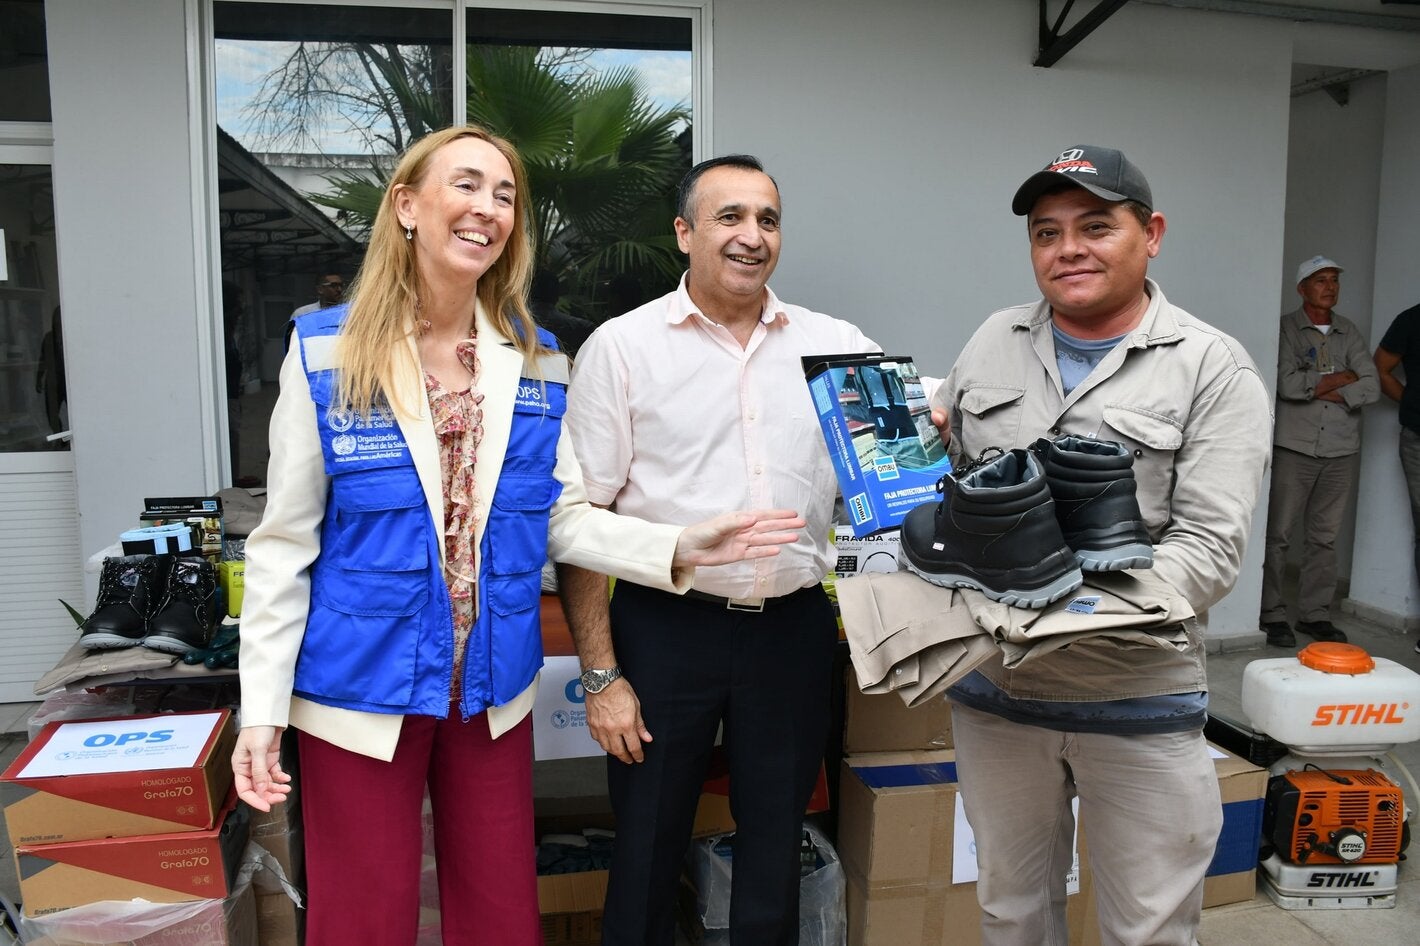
[5,614,1420,943]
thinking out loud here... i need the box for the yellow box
[219,560,245,618]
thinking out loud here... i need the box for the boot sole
[80,634,145,650]
[898,552,1084,609]
[142,635,200,655]
[1073,543,1154,572]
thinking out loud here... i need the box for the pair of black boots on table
[79,554,219,655]
[899,435,1154,609]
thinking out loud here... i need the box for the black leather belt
[682,586,812,613]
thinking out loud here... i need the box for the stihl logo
[1310,703,1408,726]
[1306,872,1378,888]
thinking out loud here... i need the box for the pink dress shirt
[566,275,876,600]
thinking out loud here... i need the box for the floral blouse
[424,337,484,699]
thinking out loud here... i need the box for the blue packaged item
[803,353,951,536]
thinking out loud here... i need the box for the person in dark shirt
[1374,301,1420,654]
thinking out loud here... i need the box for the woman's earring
[404,225,414,241]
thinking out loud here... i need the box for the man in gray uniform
[933,145,1271,946]
[1259,256,1379,647]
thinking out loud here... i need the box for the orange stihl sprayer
[1239,643,1420,910]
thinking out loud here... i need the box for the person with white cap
[1259,256,1379,647]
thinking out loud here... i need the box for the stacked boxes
[247,729,305,946]
[837,749,1092,946]
[1201,745,1267,906]
[20,883,258,946]
[842,668,951,756]
[0,711,248,922]
[533,795,617,946]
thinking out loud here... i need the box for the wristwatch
[579,665,623,694]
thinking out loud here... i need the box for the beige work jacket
[936,280,1272,700]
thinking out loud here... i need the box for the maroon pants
[298,711,540,946]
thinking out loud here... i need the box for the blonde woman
[231,126,802,946]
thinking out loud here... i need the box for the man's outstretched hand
[673,509,806,567]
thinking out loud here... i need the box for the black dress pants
[599,581,837,946]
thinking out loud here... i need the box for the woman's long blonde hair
[335,126,541,417]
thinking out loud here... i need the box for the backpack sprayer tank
[1240,643,1420,910]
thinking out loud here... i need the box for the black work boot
[898,447,1084,608]
[143,557,219,655]
[1295,620,1348,643]
[1030,435,1154,571]
[1260,620,1296,648]
[79,555,168,649]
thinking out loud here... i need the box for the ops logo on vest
[515,383,552,413]
[81,729,175,747]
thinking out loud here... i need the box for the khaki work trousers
[951,704,1221,946]
[1259,447,1357,624]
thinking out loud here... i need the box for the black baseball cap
[1011,145,1153,216]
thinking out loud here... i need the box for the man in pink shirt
[561,155,876,946]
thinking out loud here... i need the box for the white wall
[1350,63,1420,625]
[710,0,1293,639]
[39,0,1419,639]
[47,0,222,590]
[1279,73,1387,581]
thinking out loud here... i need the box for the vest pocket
[314,562,429,616]
[326,468,429,579]
[488,466,561,575]
[294,606,418,707]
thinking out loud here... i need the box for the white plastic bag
[688,821,846,946]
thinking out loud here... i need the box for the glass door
[0,141,83,704]
[0,151,65,456]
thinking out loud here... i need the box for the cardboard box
[255,889,302,946]
[23,882,257,946]
[539,870,607,946]
[534,796,615,946]
[838,751,957,887]
[2,710,237,845]
[532,655,602,762]
[838,750,1091,946]
[843,667,952,754]
[16,790,249,916]
[250,826,303,890]
[831,527,903,578]
[1205,744,1267,907]
[804,354,950,536]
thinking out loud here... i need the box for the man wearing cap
[931,145,1271,945]
[1259,258,1379,647]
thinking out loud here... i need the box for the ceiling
[1134,0,1420,27]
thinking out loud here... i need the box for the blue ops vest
[290,305,565,720]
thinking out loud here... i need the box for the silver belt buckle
[726,596,766,613]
